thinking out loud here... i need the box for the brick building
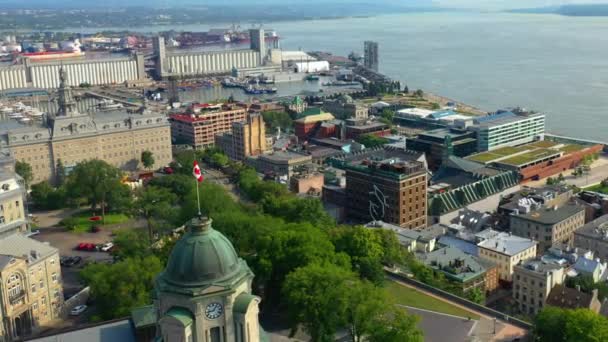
[170,103,248,149]
[344,153,427,229]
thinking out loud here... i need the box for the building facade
[512,259,564,315]
[0,172,27,238]
[345,157,427,229]
[458,110,545,152]
[0,234,64,341]
[510,202,585,253]
[574,215,608,262]
[477,231,537,282]
[363,41,379,72]
[245,151,312,179]
[215,114,266,161]
[170,104,248,149]
[322,95,368,120]
[1,70,172,184]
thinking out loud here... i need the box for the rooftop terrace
[466,140,590,167]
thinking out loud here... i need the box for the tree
[403,85,409,94]
[141,150,155,170]
[431,102,441,110]
[15,161,33,189]
[347,281,388,342]
[535,307,608,342]
[30,181,68,210]
[331,226,385,284]
[283,263,354,342]
[546,176,556,185]
[366,308,423,342]
[80,256,162,320]
[465,288,485,304]
[262,111,293,132]
[55,159,66,186]
[356,133,389,148]
[111,229,152,261]
[66,159,127,221]
[132,186,177,242]
[557,173,566,183]
[566,274,608,300]
[414,89,424,98]
[210,153,229,168]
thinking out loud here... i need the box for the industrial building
[154,29,276,79]
[0,69,172,183]
[0,54,146,90]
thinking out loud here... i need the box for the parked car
[163,166,174,174]
[100,242,114,252]
[76,243,96,251]
[70,305,87,316]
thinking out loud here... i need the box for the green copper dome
[156,217,252,295]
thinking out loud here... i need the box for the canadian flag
[193,161,204,182]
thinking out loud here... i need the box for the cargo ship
[21,50,86,61]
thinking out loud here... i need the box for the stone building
[322,95,368,120]
[0,234,63,340]
[0,172,27,238]
[0,69,172,184]
[477,231,537,282]
[574,215,608,262]
[510,201,585,254]
[132,216,266,342]
[215,114,267,161]
[512,259,564,315]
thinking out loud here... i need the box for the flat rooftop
[574,214,608,241]
[477,231,536,256]
[513,202,585,225]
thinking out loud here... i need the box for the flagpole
[196,177,201,217]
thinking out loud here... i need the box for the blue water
[63,12,608,141]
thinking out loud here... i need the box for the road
[525,155,608,189]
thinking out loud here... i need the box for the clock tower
[151,216,264,342]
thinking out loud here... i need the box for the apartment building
[512,259,565,316]
[0,234,63,340]
[170,103,248,149]
[510,201,585,253]
[477,231,537,282]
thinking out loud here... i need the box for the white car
[70,305,87,316]
[100,242,114,252]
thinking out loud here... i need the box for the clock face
[205,302,223,319]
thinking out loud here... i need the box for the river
[61,12,608,141]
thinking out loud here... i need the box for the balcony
[9,290,26,305]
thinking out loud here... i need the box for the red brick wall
[295,122,318,140]
[520,145,603,182]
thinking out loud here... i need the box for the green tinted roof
[131,305,157,328]
[165,307,193,326]
[234,293,258,314]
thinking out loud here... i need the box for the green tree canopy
[535,307,608,342]
[132,186,178,242]
[283,263,355,342]
[80,256,162,320]
[30,181,68,210]
[356,133,389,148]
[210,153,229,168]
[15,160,33,188]
[366,308,423,342]
[65,159,129,220]
[141,150,155,170]
[262,111,293,132]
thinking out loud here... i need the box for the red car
[163,167,174,174]
[76,243,97,251]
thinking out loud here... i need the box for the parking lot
[32,227,116,293]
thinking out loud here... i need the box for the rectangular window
[210,327,221,342]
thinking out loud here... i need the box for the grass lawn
[584,184,608,194]
[61,210,130,233]
[467,152,501,163]
[385,281,480,319]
